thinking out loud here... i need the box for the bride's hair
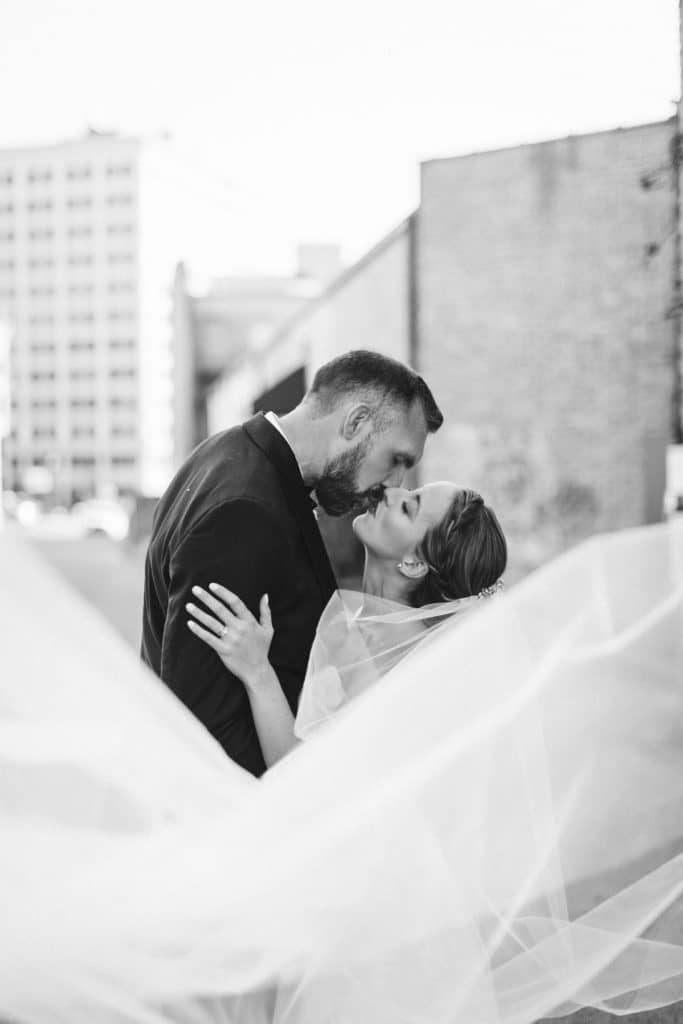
[410,489,507,607]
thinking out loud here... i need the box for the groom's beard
[314,438,384,517]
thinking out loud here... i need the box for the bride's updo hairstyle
[410,489,507,607]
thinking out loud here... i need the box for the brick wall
[417,121,677,575]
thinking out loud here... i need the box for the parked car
[70,499,130,541]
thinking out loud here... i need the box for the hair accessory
[477,579,505,600]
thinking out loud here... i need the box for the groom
[141,350,443,776]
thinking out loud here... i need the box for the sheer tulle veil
[1,520,682,1024]
[294,587,484,739]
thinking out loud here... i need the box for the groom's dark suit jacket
[141,413,337,777]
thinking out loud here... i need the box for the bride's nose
[384,487,409,507]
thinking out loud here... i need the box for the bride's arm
[240,661,299,767]
[186,585,299,767]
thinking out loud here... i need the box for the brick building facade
[418,120,678,571]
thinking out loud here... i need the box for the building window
[30,370,56,381]
[72,425,95,438]
[67,166,92,181]
[111,425,136,437]
[29,285,55,298]
[27,200,53,213]
[109,338,136,350]
[67,197,93,209]
[28,314,55,325]
[109,396,136,409]
[27,169,52,184]
[69,368,96,380]
[31,399,57,410]
[72,456,95,467]
[71,398,96,409]
[68,339,95,351]
[28,229,54,241]
[30,341,57,353]
[68,225,93,239]
[28,257,54,269]
[106,223,134,236]
[0,171,14,186]
[32,426,57,440]
[107,252,134,265]
[106,194,134,207]
[107,310,135,322]
[0,202,13,214]
[111,455,136,467]
[106,164,133,178]
[69,312,95,323]
[107,280,135,294]
[0,231,15,242]
[67,254,93,266]
[68,283,94,296]
[0,258,14,270]
[109,367,136,379]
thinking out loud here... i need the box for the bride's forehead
[413,481,455,496]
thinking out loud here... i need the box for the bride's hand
[186,584,274,688]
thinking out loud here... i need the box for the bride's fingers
[186,620,225,651]
[185,602,228,636]
[208,583,252,621]
[259,594,272,631]
[190,585,232,623]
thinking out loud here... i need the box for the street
[30,534,146,651]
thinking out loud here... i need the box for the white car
[70,499,130,542]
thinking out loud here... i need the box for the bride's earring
[397,559,428,580]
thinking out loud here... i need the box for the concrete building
[0,317,10,520]
[171,245,342,460]
[206,220,414,433]
[207,120,681,576]
[0,129,219,502]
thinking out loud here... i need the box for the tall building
[0,129,211,502]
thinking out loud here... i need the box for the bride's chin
[352,513,372,542]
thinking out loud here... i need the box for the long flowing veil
[1,521,682,1023]
[294,588,481,738]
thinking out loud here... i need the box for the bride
[1,514,682,1024]
[185,482,508,765]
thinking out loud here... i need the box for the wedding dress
[1,520,682,1024]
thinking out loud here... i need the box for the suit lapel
[242,413,337,599]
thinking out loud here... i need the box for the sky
[0,0,679,276]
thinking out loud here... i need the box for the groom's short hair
[307,350,443,433]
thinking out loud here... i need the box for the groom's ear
[342,403,373,441]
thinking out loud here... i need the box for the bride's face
[353,482,459,561]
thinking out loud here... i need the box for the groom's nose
[382,465,407,489]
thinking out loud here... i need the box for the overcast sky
[1,0,678,275]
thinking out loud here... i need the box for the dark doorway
[252,366,306,416]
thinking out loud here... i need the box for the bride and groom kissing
[141,349,507,774]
